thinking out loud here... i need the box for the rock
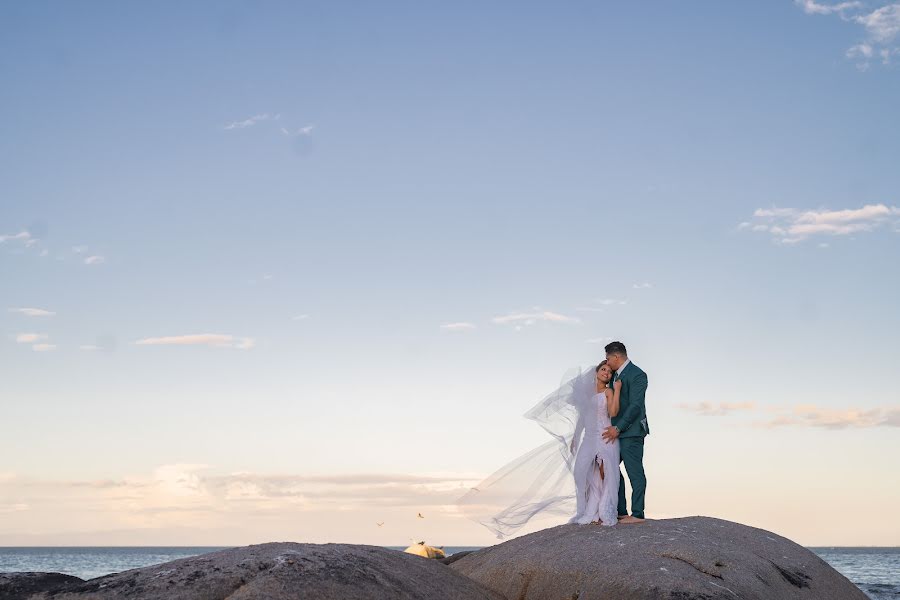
[450,516,868,600]
[440,551,475,566]
[0,573,84,600]
[19,542,501,600]
[404,542,446,559]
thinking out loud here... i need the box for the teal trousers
[617,436,646,519]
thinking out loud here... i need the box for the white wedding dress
[568,390,620,526]
[457,367,620,539]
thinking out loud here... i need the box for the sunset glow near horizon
[2,1,899,547]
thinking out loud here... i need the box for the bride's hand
[613,380,622,391]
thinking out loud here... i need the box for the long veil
[456,366,597,539]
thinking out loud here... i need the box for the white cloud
[491,310,580,326]
[854,3,900,42]
[9,307,56,317]
[585,337,614,345]
[0,231,33,244]
[797,1,900,69]
[224,113,278,130]
[84,255,105,265]
[291,314,310,321]
[15,333,47,343]
[281,124,315,137]
[795,0,863,15]
[632,282,652,289]
[32,343,57,352]
[134,334,256,350]
[743,204,899,243]
[71,245,88,254]
[575,299,627,312]
[440,322,476,331]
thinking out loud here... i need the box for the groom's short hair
[604,341,627,356]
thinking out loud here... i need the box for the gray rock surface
[17,542,501,600]
[0,573,84,599]
[450,516,868,600]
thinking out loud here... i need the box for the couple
[458,341,649,538]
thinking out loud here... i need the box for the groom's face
[605,353,622,370]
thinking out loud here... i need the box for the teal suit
[610,361,649,519]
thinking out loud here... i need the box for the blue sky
[1,1,899,546]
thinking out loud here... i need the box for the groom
[601,341,649,523]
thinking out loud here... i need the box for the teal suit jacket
[610,361,650,438]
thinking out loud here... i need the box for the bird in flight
[376,522,384,527]
[417,512,424,519]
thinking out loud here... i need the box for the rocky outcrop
[450,516,868,600]
[8,543,501,600]
[0,573,84,599]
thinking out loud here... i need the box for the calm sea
[0,546,896,598]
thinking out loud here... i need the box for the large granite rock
[450,516,868,600]
[0,573,84,599]
[10,542,501,600]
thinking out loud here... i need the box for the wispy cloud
[795,0,863,15]
[491,310,581,328]
[585,336,614,345]
[8,307,56,317]
[576,299,627,312]
[632,282,652,289]
[134,334,255,350]
[440,322,476,331]
[758,405,900,429]
[15,333,47,343]
[742,204,899,243]
[224,113,279,130]
[31,343,57,352]
[796,1,900,69]
[291,314,310,321]
[280,124,314,137]
[84,255,105,265]
[0,231,37,247]
[678,402,756,416]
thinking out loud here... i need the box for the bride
[457,361,621,538]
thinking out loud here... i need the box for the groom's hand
[602,426,619,443]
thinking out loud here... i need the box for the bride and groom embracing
[458,341,649,538]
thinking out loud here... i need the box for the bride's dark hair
[595,359,609,373]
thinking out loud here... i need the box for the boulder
[450,516,868,600]
[0,573,84,599]
[16,542,501,600]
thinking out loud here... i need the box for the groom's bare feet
[619,515,645,524]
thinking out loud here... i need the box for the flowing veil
[456,366,597,539]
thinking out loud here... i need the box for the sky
[1,1,899,548]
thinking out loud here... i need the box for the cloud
[491,310,580,327]
[31,343,57,352]
[84,255,105,265]
[440,322,476,331]
[758,405,900,429]
[15,333,47,343]
[576,299,627,312]
[280,124,315,137]
[797,1,900,69]
[8,307,56,317]
[632,282,652,289]
[585,337,614,345]
[134,334,255,350]
[795,0,863,15]
[224,113,278,130]
[678,402,756,416]
[0,231,36,246]
[854,4,900,42]
[743,204,900,243]
[291,314,310,321]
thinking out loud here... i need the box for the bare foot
[619,516,645,524]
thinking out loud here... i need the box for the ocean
[0,546,896,598]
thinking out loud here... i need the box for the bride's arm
[607,380,621,417]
